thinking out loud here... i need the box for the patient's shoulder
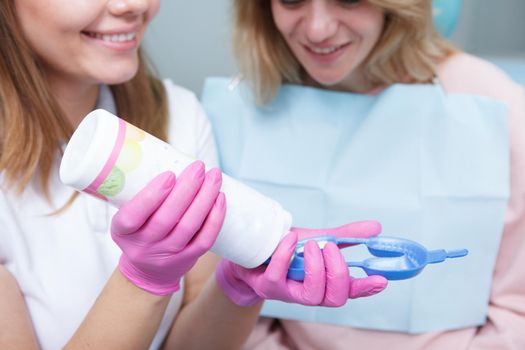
[437,52,522,102]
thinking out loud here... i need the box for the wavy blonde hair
[0,1,168,202]
[233,0,457,103]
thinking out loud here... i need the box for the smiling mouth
[82,31,137,43]
[306,43,350,55]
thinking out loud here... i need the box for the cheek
[358,9,385,41]
[16,14,61,63]
[22,21,79,62]
[371,18,385,41]
[145,0,161,24]
[270,2,296,38]
[17,0,98,30]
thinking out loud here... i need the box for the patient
[201,0,525,348]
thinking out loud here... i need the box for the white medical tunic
[0,80,219,349]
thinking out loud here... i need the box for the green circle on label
[97,166,125,197]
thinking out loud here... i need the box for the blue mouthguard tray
[285,235,468,281]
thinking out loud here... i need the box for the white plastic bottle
[59,109,292,268]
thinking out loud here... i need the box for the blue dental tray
[286,235,468,281]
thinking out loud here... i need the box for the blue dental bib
[201,77,509,333]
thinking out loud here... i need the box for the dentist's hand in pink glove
[293,221,388,300]
[111,161,226,296]
[216,222,388,306]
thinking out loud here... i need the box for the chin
[311,75,346,88]
[98,66,139,85]
[305,68,346,88]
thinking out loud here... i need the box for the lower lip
[304,43,350,64]
[81,33,139,52]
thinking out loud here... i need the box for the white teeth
[87,31,136,43]
[310,45,341,54]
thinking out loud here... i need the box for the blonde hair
[233,0,457,103]
[0,1,168,202]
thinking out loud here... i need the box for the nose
[304,1,338,43]
[108,0,149,17]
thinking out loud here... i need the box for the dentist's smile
[81,29,139,51]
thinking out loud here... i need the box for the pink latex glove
[111,161,226,295]
[216,222,388,306]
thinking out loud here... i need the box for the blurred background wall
[144,0,234,94]
[144,0,525,94]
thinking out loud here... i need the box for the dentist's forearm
[162,277,262,350]
[65,269,171,350]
